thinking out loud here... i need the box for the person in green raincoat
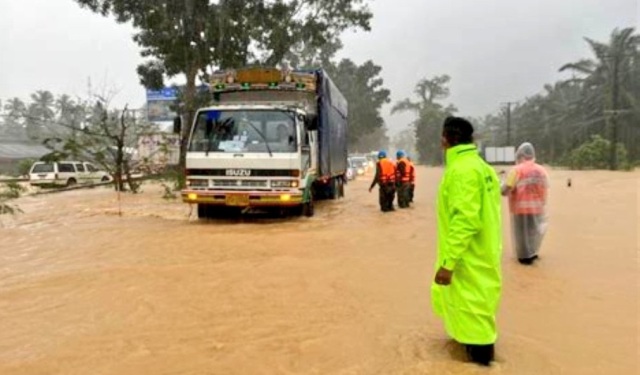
[431,116,503,366]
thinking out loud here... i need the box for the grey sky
[1,0,638,136]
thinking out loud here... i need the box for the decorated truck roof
[210,67,317,94]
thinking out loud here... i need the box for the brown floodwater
[0,167,637,374]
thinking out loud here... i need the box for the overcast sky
[1,0,638,135]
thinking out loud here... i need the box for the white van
[29,161,111,187]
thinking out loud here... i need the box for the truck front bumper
[181,189,304,207]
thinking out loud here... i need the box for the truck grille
[188,169,299,177]
[212,179,268,188]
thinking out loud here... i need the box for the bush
[568,135,630,171]
[17,158,36,177]
[0,182,25,216]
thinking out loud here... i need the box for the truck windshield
[189,110,297,153]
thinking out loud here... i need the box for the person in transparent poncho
[501,142,549,265]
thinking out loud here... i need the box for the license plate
[225,194,250,206]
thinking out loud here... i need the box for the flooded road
[1,167,638,374]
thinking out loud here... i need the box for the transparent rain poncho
[501,143,549,262]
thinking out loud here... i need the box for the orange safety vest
[396,158,412,183]
[379,158,396,183]
[408,160,415,183]
[509,161,547,215]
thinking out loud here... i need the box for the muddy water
[0,168,637,374]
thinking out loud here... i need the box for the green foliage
[74,0,373,166]
[325,59,391,151]
[17,159,36,177]
[568,135,631,170]
[480,27,639,168]
[392,75,457,165]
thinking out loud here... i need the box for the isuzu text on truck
[176,67,349,218]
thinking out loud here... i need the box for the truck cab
[180,67,347,218]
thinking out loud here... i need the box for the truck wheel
[302,193,314,217]
[337,177,345,198]
[326,177,339,200]
[197,204,210,219]
[66,178,77,187]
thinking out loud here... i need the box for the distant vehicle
[346,159,357,180]
[29,161,111,187]
[365,153,377,169]
[349,156,368,175]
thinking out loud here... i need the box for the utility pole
[501,102,517,146]
[603,51,633,170]
[610,56,620,171]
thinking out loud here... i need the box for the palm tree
[560,27,639,169]
[3,98,27,139]
[26,90,55,140]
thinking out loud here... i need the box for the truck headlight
[271,180,298,188]
[187,179,209,187]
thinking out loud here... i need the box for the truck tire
[197,204,210,219]
[326,177,340,200]
[66,178,77,187]
[302,193,314,217]
[337,177,345,198]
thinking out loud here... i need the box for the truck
[176,67,349,218]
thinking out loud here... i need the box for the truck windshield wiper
[247,122,273,157]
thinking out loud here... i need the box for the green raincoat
[431,144,503,345]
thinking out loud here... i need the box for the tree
[73,0,373,170]
[392,75,457,164]
[560,27,639,169]
[325,59,390,151]
[568,135,630,170]
[479,27,639,170]
[2,98,27,139]
[26,90,55,140]
[392,128,416,159]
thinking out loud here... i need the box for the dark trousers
[408,183,415,203]
[397,182,411,208]
[465,344,495,366]
[378,183,396,212]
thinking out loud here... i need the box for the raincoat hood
[516,142,536,163]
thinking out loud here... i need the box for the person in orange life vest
[395,150,412,208]
[369,150,397,212]
[501,142,549,265]
[407,155,416,204]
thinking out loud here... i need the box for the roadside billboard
[146,87,179,123]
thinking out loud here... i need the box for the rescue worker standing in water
[431,117,502,366]
[369,150,397,212]
[395,150,412,208]
[407,155,416,204]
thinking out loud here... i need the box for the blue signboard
[145,85,209,123]
[146,87,179,101]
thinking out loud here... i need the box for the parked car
[29,161,111,187]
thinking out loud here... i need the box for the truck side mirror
[173,116,182,134]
